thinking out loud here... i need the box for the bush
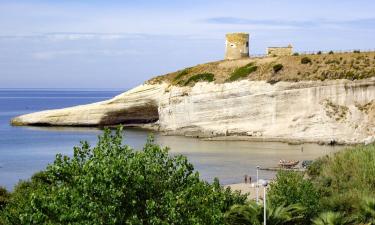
[293,52,299,56]
[184,73,215,85]
[328,51,334,54]
[225,201,305,225]
[227,63,258,81]
[317,51,322,55]
[174,68,190,81]
[312,211,352,225]
[1,127,246,224]
[0,186,10,210]
[268,171,320,223]
[301,57,312,64]
[273,64,284,73]
[310,144,375,215]
[353,50,361,53]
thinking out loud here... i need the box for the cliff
[11,52,375,144]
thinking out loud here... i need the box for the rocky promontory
[11,52,375,144]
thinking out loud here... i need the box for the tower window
[246,42,249,47]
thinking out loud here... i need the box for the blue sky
[0,0,374,89]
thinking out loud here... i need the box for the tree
[1,127,246,224]
[268,171,320,223]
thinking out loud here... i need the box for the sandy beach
[226,182,266,200]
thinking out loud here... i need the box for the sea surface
[0,89,343,190]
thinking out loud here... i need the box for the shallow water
[0,89,343,190]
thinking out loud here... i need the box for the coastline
[225,182,263,200]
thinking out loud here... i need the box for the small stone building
[225,33,250,60]
[267,44,293,56]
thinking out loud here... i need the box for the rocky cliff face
[11,78,375,144]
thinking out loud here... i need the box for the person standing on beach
[244,175,248,183]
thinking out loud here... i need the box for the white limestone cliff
[11,78,375,144]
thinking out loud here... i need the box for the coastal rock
[11,78,375,144]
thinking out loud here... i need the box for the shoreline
[13,123,363,146]
[225,182,264,200]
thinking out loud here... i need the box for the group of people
[243,174,252,184]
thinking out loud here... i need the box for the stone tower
[225,33,250,60]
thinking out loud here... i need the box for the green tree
[1,127,246,225]
[268,171,320,223]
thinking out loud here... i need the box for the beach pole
[261,180,268,225]
[256,165,260,204]
[264,186,267,225]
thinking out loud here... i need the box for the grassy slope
[147,51,375,86]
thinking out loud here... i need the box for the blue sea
[0,89,342,190]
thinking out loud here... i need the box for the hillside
[148,51,375,85]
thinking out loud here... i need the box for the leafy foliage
[184,73,215,86]
[1,127,246,224]
[174,68,190,81]
[224,201,305,225]
[0,187,10,210]
[312,211,351,225]
[301,57,312,64]
[310,144,375,214]
[224,201,261,225]
[268,171,320,223]
[355,197,375,224]
[273,64,284,73]
[227,63,258,81]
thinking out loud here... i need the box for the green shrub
[353,50,361,53]
[225,201,305,225]
[184,73,215,86]
[301,57,312,64]
[312,211,352,225]
[227,63,258,81]
[328,51,334,54]
[1,127,246,224]
[268,171,320,223]
[0,186,10,210]
[293,52,299,56]
[174,68,190,81]
[355,197,375,224]
[311,144,375,215]
[273,64,284,73]
[317,51,322,55]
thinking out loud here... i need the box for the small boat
[278,160,299,168]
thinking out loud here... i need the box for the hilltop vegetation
[148,51,375,86]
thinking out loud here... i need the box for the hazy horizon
[1,0,375,89]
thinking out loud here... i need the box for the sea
[0,89,343,190]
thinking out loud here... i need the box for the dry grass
[147,52,375,86]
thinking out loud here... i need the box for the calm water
[0,89,343,190]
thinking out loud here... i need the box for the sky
[0,0,374,89]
